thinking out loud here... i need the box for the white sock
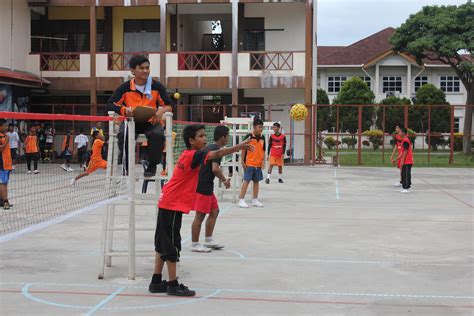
[240,199,245,202]
[192,242,200,247]
[205,237,213,243]
[266,174,271,179]
[252,198,259,202]
[278,174,283,180]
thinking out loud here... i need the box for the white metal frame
[98,112,174,280]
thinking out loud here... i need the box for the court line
[419,178,473,208]
[3,288,474,309]
[0,195,127,243]
[220,216,473,223]
[333,167,341,200]
[84,286,125,315]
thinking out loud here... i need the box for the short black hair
[401,127,408,134]
[253,118,264,127]
[8,123,14,127]
[129,55,150,69]
[183,124,206,149]
[214,125,229,141]
[273,122,281,128]
[79,128,84,133]
[92,130,100,138]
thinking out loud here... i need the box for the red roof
[0,68,50,88]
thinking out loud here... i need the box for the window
[414,76,428,92]
[440,76,460,93]
[328,76,347,93]
[359,76,371,89]
[454,117,460,133]
[382,76,402,93]
[243,18,265,51]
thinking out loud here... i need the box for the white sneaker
[239,199,249,208]
[67,167,74,172]
[204,240,225,250]
[70,178,76,187]
[26,170,32,174]
[400,189,410,194]
[61,164,68,171]
[393,182,402,187]
[34,170,39,174]
[191,244,211,253]
[252,199,264,207]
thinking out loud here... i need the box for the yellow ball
[173,92,181,100]
[290,103,308,121]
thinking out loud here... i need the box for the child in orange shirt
[24,127,40,174]
[71,131,107,186]
[0,119,13,209]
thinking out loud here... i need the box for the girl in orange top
[71,131,107,186]
[24,127,39,174]
[0,119,12,209]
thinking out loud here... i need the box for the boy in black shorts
[190,125,230,253]
[149,124,252,297]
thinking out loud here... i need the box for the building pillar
[231,0,239,117]
[90,5,97,116]
[406,64,411,98]
[375,64,380,101]
[160,0,167,84]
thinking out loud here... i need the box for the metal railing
[249,52,294,70]
[177,52,220,70]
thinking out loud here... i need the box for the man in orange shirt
[0,119,12,209]
[239,119,265,208]
[24,127,40,174]
[71,131,107,186]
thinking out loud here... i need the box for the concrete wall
[0,0,31,72]
[244,3,305,52]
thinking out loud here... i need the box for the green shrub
[362,140,370,147]
[342,137,357,149]
[363,130,384,150]
[453,133,463,151]
[425,132,444,151]
[324,136,337,149]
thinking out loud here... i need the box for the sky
[317,0,468,46]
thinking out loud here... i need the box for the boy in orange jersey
[60,130,74,172]
[265,122,286,184]
[24,126,40,174]
[71,131,107,186]
[0,119,13,209]
[239,119,265,208]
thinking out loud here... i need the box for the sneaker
[239,199,249,208]
[61,164,68,171]
[265,178,270,184]
[394,182,402,187]
[148,280,168,293]
[400,189,410,194]
[252,199,264,207]
[191,244,211,253]
[3,201,10,210]
[83,165,87,172]
[204,241,224,250]
[26,170,32,174]
[278,178,284,183]
[167,283,196,297]
[34,170,39,174]
[144,164,157,178]
[67,167,74,172]
[70,178,76,187]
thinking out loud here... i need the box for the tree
[377,96,411,132]
[316,89,333,131]
[333,77,375,135]
[414,84,450,133]
[390,1,474,154]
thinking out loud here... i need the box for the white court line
[0,195,127,243]
[84,286,125,315]
[333,168,341,199]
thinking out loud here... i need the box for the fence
[18,103,474,167]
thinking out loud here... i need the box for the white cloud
[317,0,468,46]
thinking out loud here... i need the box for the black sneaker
[167,283,196,297]
[149,280,168,293]
[265,178,270,184]
[278,179,284,183]
[144,164,157,178]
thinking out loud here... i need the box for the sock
[252,198,258,202]
[278,174,283,180]
[205,237,213,243]
[239,199,245,202]
[192,242,200,247]
[266,174,270,179]
[151,273,162,284]
[168,279,179,287]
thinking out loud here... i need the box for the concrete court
[0,166,473,316]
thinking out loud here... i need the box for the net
[0,112,127,239]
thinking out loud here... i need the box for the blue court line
[224,249,246,258]
[333,168,340,200]
[85,286,125,315]
[21,283,89,310]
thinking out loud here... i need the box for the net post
[165,112,174,181]
[127,118,136,280]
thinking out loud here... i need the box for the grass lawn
[324,149,474,167]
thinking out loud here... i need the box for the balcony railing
[178,52,220,71]
[250,52,293,71]
[39,53,80,71]
[107,52,151,71]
